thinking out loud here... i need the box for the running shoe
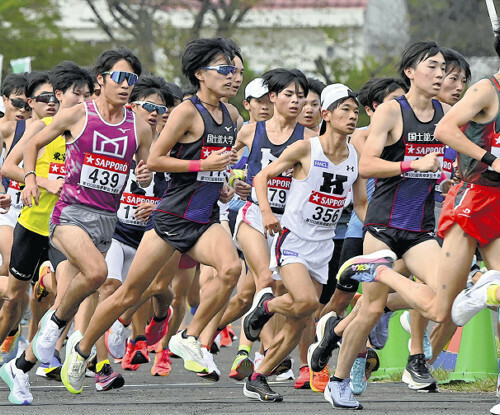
[243,287,274,342]
[151,348,172,377]
[324,378,362,409]
[294,365,310,389]
[168,330,208,374]
[16,335,29,358]
[1,325,20,365]
[365,348,379,380]
[308,311,342,372]
[452,270,500,326]
[402,353,437,391]
[121,339,140,371]
[337,249,397,285]
[269,356,293,376]
[131,339,150,365]
[254,351,264,371]
[145,306,173,347]
[61,330,86,394]
[36,354,62,381]
[32,310,65,364]
[400,310,433,360]
[95,362,124,391]
[105,319,130,359]
[243,374,283,402]
[369,310,393,350]
[350,356,367,395]
[276,365,295,382]
[219,326,233,347]
[0,359,33,405]
[310,364,329,393]
[492,400,500,415]
[229,351,254,381]
[226,324,236,340]
[197,348,220,381]
[34,261,51,302]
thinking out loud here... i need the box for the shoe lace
[414,354,430,374]
[188,337,204,360]
[339,379,354,401]
[70,357,86,377]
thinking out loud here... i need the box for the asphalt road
[0,325,496,415]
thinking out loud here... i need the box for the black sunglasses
[10,98,31,111]
[33,93,59,104]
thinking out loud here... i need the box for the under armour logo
[346,165,355,172]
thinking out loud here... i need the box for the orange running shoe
[151,348,172,376]
[310,364,329,393]
[34,261,52,302]
[121,340,140,371]
[220,326,233,348]
[294,365,311,389]
[131,339,150,365]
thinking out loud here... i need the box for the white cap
[245,78,268,100]
[321,83,358,111]
[319,83,358,134]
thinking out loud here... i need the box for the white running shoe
[105,319,129,359]
[452,270,500,326]
[61,331,86,394]
[0,359,33,405]
[254,352,264,371]
[168,330,208,374]
[276,368,295,382]
[491,401,500,415]
[197,347,220,381]
[32,310,64,364]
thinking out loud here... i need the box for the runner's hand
[201,148,232,171]
[440,179,455,196]
[134,202,154,222]
[262,210,282,238]
[230,148,239,165]
[0,194,11,213]
[135,160,152,186]
[491,158,500,174]
[21,179,40,207]
[219,182,234,203]
[411,152,441,172]
[234,179,251,200]
[44,178,64,195]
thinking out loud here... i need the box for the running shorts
[10,222,49,281]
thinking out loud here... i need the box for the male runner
[58,38,242,394]
[242,83,367,402]
[312,41,449,409]
[0,48,151,405]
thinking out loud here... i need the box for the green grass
[373,368,497,392]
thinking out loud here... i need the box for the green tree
[0,0,103,77]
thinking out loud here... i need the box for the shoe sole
[337,250,397,284]
[270,357,292,376]
[168,334,208,374]
[308,312,337,372]
[61,331,84,394]
[131,351,150,365]
[45,366,62,381]
[229,358,254,381]
[243,288,273,342]
[294,381,310,389]
[402,369,436,390]
[0,363,32,405]
[323,383,362,410]
[243,383,283,402]
[32,310,55,363]
[96,375,125,391]
[198,371,220,382]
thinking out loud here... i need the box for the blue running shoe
[369,311,393,350]
[350,356,367,395]
[324,378,362,409]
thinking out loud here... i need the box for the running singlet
[281,136,358,241]
[364,96,444,232]
[246,121,305,214]
[155,96,235,223]
[17,117,66,236]
[58,100,138,212]
[114,162,161,249]
[1,119,25,191]
[457,76,500,187]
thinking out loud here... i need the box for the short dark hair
[181,37,235,87]
[357,78,379,108]
[49,61,94,95]
[226,38,244,66]
[398,41,442,86]
[94,47,142,77]
[1,73,29,97]
[165,81,183,101]
[441,47,471,82]
[129,75,175,107]
[25,71,51,98]
[262,68,309,96]
[367,78,407,111]
[307,77,326,98]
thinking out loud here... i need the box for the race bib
[403,143,444,179]
[197,146,230,183]
[117,192,160,226]
[80,152,129,194]
[303,191,346,228]
[7,180,22,210]
[48,162,66,181]
[251,176,291,210]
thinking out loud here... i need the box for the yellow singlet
[17,117,66,236]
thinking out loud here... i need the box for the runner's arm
[352,175,368,223]
[134,117,153,187]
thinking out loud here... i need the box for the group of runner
[0,32,499,414]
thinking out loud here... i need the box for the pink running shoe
[145,306,173,347]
